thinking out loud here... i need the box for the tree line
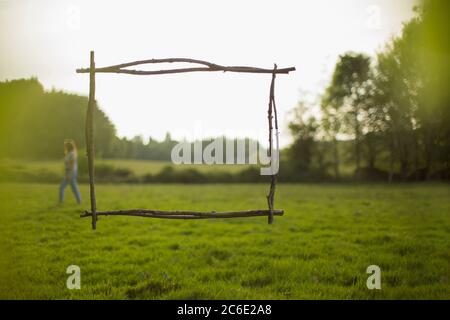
[287,1,449,182]
[0,78,116,159]
[1,0,448,182]
[0,78,262,163]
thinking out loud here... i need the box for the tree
[0,78,116,159]
[288,101,318,173]
[323,52,372,176]
[320,97,342,178]
[416,0,450,178]
[373,21,421,181]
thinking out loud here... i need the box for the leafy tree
[321,92,343,178]
[288,101,318,172]
[416,0,450,178]
[372,0,450,180]
[323,52,372,175]
[0,78,116,159]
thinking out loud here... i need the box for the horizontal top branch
[76,57,295,75]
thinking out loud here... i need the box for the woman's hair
[64,140,77,155]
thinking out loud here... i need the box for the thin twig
[80,209,284,219]
[86,51,97,230]
[87,58,221,70]
[76,57,295,75]
[266,65,278,224]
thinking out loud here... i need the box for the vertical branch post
[86,51,97,230]
[266,64,278,224]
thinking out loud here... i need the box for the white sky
[0,0,417,147]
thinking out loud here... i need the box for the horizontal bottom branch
[80,209,284,219]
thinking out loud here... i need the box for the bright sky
[0,0,417,147]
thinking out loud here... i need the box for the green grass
[0,183,449,299]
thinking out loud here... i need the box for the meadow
[1,158,254,176]
[0,182,449,299]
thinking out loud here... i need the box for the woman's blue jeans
[59,172,81,204]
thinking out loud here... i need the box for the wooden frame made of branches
[76,51,295,230]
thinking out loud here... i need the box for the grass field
[1,158,254,176]
[0,182,449,299]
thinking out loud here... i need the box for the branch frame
[76,52,295,229]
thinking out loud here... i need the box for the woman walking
[59,140,81,204]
